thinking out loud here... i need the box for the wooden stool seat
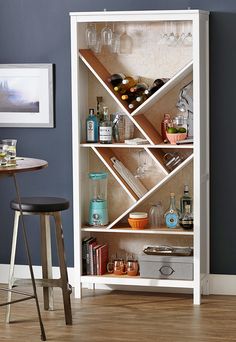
[6,197,72,325]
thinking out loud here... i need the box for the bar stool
[6,197,72,325]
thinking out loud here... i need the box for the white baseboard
[0,264,235,296]
[0,264,75,287]
[209,274,236,295]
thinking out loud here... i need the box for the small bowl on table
[128,212,149,230]
[166,132,187,145]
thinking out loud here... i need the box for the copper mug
[126,259,139,276]
[107,259,126,275]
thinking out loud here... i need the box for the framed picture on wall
[0,64,54,127]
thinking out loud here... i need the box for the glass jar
[149,202,164,228]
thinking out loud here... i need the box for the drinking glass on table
[0,144,8,166]
[2,139,17,160]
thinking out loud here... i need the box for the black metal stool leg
[13,174,46,341]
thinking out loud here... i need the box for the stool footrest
[13,278,71,290]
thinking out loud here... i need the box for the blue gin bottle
[164,192,179,228]
[86,108,98,143]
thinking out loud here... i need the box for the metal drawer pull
[159,265,175,276]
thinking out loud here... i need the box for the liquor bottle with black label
[179,204,193,229]
[99,107,112,144]
[180,185,193,215]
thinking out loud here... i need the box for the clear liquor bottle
[96,96,103,123]
[164,192,179,228]
[99,107,112,144]
[86,108,98,143]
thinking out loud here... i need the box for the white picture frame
[0,64,53,127]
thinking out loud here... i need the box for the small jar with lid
[128,212,149,230]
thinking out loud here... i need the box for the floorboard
[0,287,235,341]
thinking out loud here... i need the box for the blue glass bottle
[86,108,98,143]
[164,193,179,228]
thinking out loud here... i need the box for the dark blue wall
[0,0,235,274]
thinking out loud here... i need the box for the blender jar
[88,172,108,226]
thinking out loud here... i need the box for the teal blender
[88,172,108,226]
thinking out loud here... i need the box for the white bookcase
[70,10,209,304]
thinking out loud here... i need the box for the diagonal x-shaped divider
[105,153,193,229]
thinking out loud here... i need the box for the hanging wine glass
[85,23,97,47]
[166,21,178,46]
[110,23,120,53]
[177,21,187,46]
[183,21,192,46]
[135,150,145,179]
[101,22,112,46]
[158,21,169,45]
[120,23,133,54]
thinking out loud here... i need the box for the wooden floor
[0,287,236,341]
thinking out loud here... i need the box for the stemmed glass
[85,23,97,47]
[110,23,120,53]
[135,150,145,178]
[158,22,169,45]
[120,23,133,54]
[101,22,112,46]
[182,21,192,46]
[166,21,178,46]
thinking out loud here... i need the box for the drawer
[139,255,193,280]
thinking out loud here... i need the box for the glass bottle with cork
[164,192,179,228]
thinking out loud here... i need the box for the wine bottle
[99,107,112,144]
[144,78,169,96]
[136,94,148,104]
[107,73,126,87]
[86,108,99,143]
[153,78,169,87]
[121,92,136,102]
[128,100,139,110]
[113,84,127,94]
[122,76,139,90]
[130,82,148,95]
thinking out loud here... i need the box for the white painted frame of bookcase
[70,10,209,303]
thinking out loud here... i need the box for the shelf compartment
[148,148,193,174]
[131,61,193,116]
[79,49,154,145]
[92,146,167,199]
[79,49,131,113]
[81,275,194,288]
[106,153,193,229]
[133,114,163,145]
[92,146,145,201]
